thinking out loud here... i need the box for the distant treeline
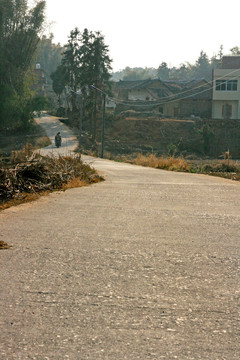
[111,46,240,82]
[38,40,240,85]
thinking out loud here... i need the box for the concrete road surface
[0,117,239,359]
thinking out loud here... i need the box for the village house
[115,78,212,118]
[212,56,240,120]
[116,79,165,102]
[160,79,211,118]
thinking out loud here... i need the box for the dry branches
[0,153,103,202]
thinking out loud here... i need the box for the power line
[104,67,240,107]
[115,68,240,103]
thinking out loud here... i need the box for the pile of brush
[0,152,103,202]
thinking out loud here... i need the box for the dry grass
[10,140,50,163]
[0,192,49,211]
[0,122,51,157]
[0,177,102,212]
[34,136,51,149]
[10,143,34,163]
[62,178,87,190]
[129,153,240,181]
[133,154,190,172]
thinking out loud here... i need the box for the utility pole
[100,92,106,158]
[79,95,83,151]
[90,85,106,159]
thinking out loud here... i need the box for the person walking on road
[55,132,62,147]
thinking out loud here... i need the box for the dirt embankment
[102,118,240,158]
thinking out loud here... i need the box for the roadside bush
[156,157,189,172]
[214,162,238,173]
[201,161,239,173]
[201,164,215,173]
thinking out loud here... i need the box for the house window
[216,80,237,91]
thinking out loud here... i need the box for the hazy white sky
[44,0,240,71]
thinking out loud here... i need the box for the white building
[212,56,240,119]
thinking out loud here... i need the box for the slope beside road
[0,116,239,359]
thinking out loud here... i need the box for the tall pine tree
[54,28,112,140]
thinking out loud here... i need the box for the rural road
[35,115,78,156]
[0,116,239,359]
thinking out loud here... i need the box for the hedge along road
[0,116,239,359]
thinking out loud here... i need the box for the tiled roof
[116,78,211,100]
[116,79,162,89]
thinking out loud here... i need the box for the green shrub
[214,163,238,173]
